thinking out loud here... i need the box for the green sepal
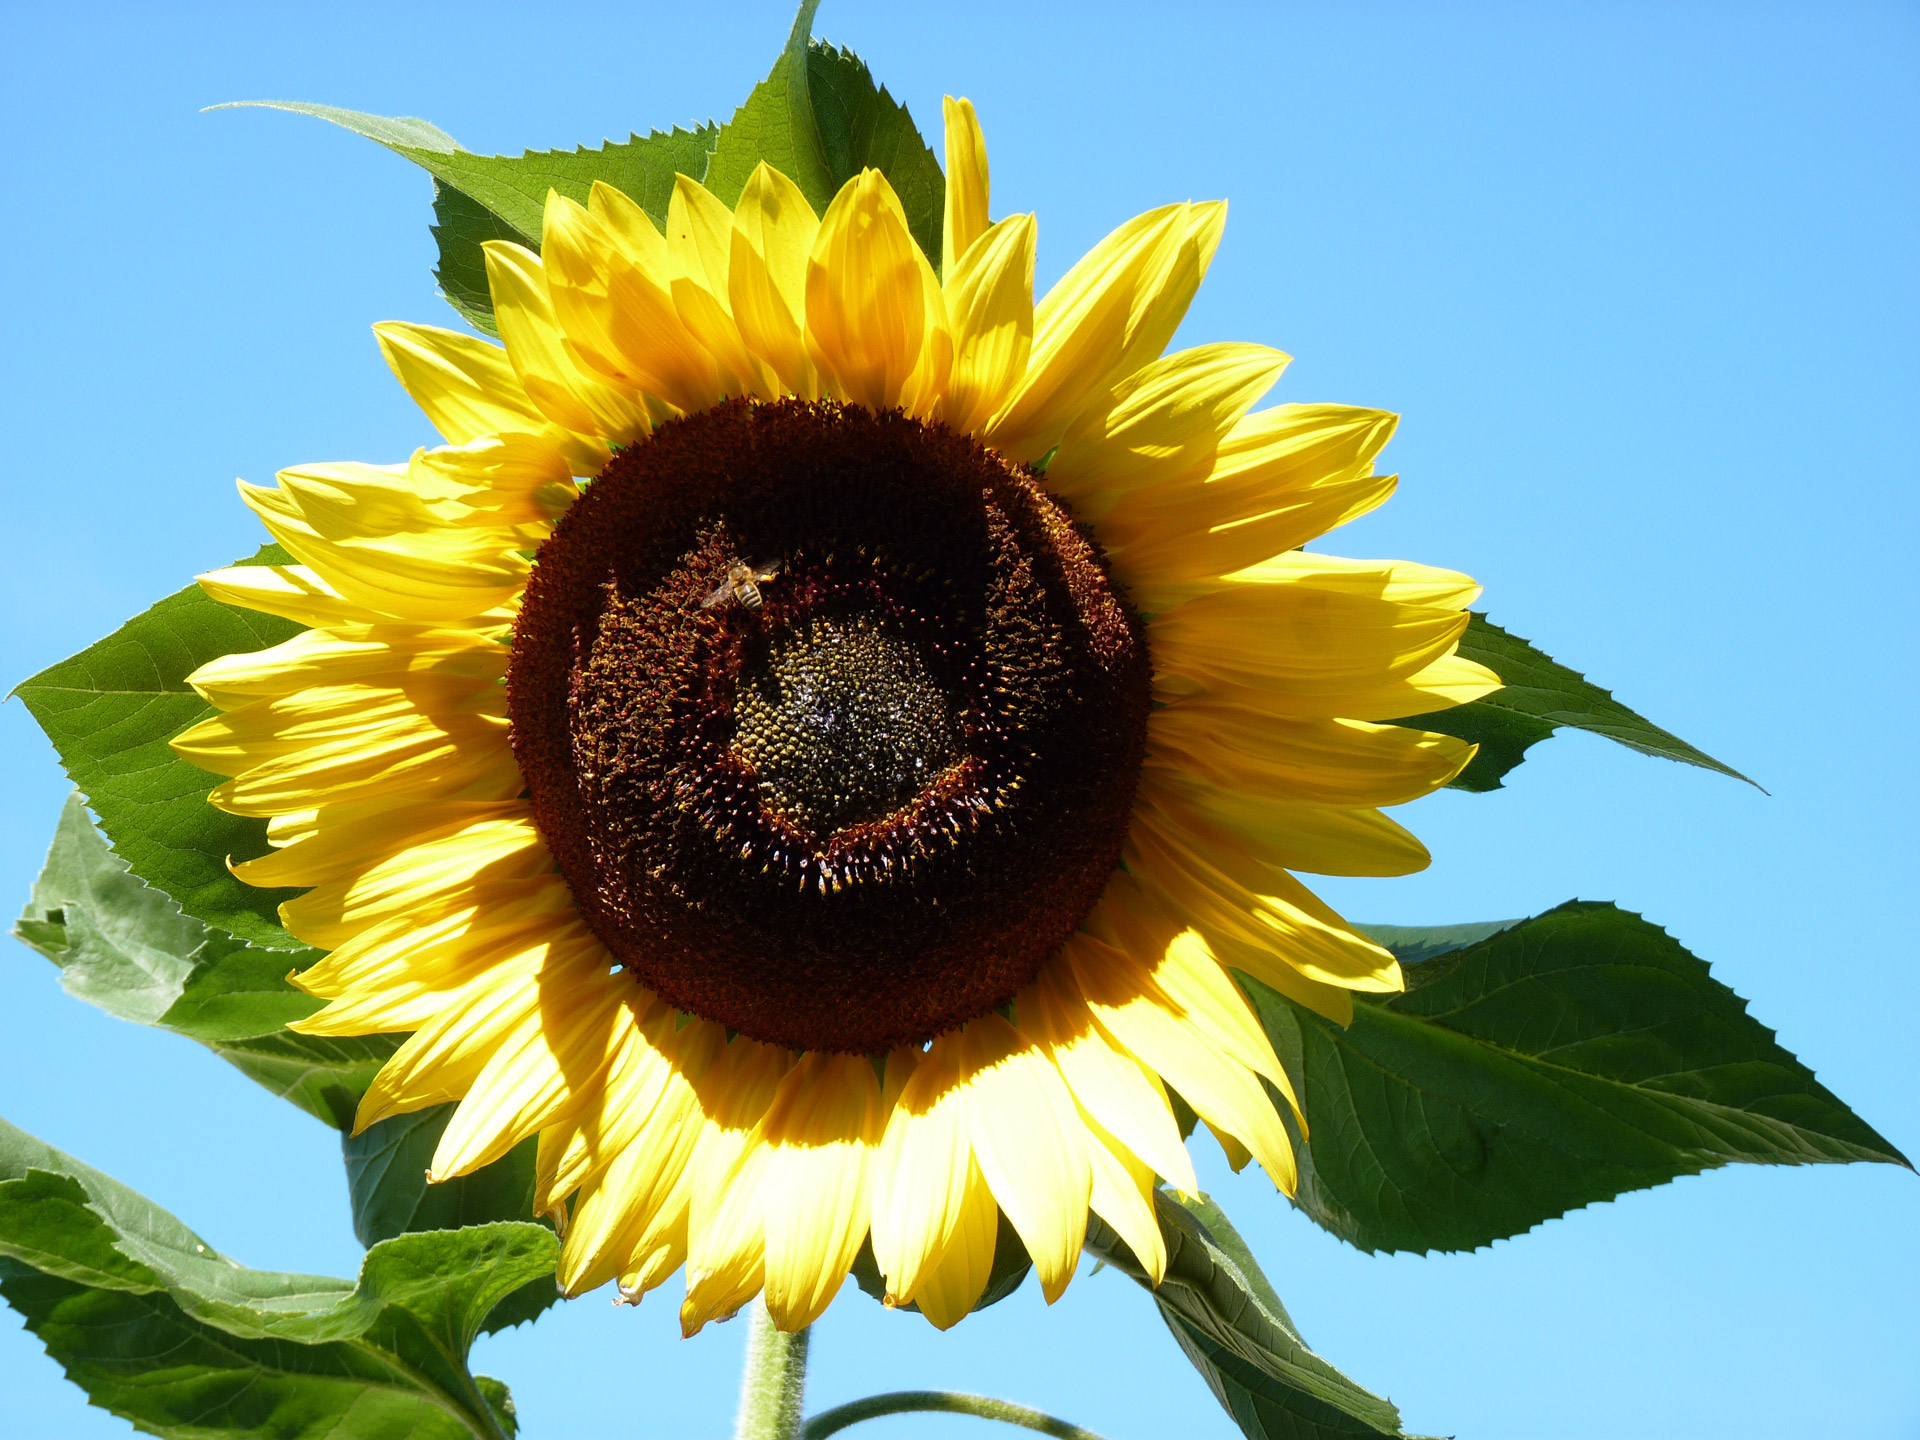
[12,545,305,948]
[1085,1190,1433,1439]
[1398,613,1753,792]
[1244,901,1908,1255]
[0,1114,555,1439]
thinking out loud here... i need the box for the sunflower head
[173,95,1497,1334]
[512,396,1152,1053]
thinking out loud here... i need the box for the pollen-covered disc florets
[508,398,1151,1052]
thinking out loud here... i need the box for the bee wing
[754,558,783,581]
[700,580,735,609]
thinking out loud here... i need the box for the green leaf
[14,795,543,1247]
[15,790,207,1025]
[1349,916,1523,967]
[804,42,946,262]
[212,99,462,154]
[704,2,831,205]
[157,941,334,1043]
[345,1113,549,1259]
[0,1114,555,1439]
[1085,1190,1423,1439]
[12,546,305,948]
[704,2,945,262]
[205,1030,400,1132]
[431,181,526,336]
[11,789,405,1129]
[341,1106,557,1333]
[1245,902,1909,1255]
[221,99,719,331]
[1397,613,1754,792]
[225,6,944,332]
[404,125,722,246]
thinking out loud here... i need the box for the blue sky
[1,3,1914,1437]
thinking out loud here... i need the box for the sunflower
[173,98,1497,1335]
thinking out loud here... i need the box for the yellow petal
[564,1106,700,1298]
[230,797,526,887]
[1021,956,1198,1193]
[668,174,735,298]
[428,937,630,1178]
[1046,343,1290,514]
[955,1013,1089,1303]
[237,479,528,626]
[681,1040,794,1334]
[730,162,820,397]
[290,879,575,1009]
[1157,649,1503,723]
[1063,927,1298,1195]
[666,175,776,398]
[805,170,929,411]
[352,930,615,1132]
[374,321,605,475]
[1086,876,1295,1090]
[1139,767,1433,879]
[1101,404,1399,587]
[1084,1116,1167,1286]
[272,461,446,540]
[188,626,503,712]
[408,434,580,529]
[987,201,1225,461]
[1149,577,1470,697]
[869,1034,972,1307]
[942,96,991,277]
[907,1159,998,1330]
[589,180,670,273]
[899,244,953,420]
[1148,703,1474,810]
[538,1001,708,1210]
[175,681,519,818]
[1224,551,1482,608]
[1122,812,1405,994]
[938,213,1035,435]
[276,805,549,949]
[1122,476,1401,609]
[616,1216,690,1306]
[540,190,728,414]
[758,1053,882,1331]
[374,321,546,441]
[172,672,500,774]
[557,1013,723,1297]
[482,240,652,444]
[196,564,385,630]
[681,1133,768,1333]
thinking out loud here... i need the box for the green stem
[734,1299,812,1440]
[801,1391,1111,1440]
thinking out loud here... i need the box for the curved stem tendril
[800,1390,1110,1440]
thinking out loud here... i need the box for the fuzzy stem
[800,1390,1109,1440]
[733,1300,811,1440]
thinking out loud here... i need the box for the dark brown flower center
[507,398,1150,1053]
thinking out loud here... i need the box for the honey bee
[701,558,782,611]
